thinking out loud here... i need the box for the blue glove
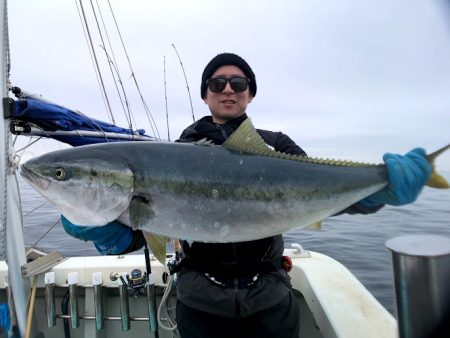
[0,303,10,334]
[61,215,133,255]
[360,148,431,207]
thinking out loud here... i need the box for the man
[62,53,431,338]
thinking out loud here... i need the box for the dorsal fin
[223,118,275,155]
[223,118,379,167]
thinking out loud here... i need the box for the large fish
[21,119,449,262]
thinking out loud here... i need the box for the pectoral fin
[143,232,169,265]
[129,196,155,229]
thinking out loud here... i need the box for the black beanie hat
[201,53,257,99]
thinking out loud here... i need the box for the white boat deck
[289,251,397,338]
[0,248,398,337]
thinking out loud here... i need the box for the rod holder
[386,234,450,338]
[146,273,158,332]
[68,272,79,329]
[119,272,130,331]
[92,272,104,330]
[44,272,56,327]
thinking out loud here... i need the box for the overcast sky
[8,0,450,170]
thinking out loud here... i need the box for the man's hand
[61,215,134,255]
[360,148,432,207]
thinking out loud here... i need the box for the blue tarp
[14,98,151,146]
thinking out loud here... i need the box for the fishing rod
[163,55,171,141]
[93,0,136,131]
[106,0,161,140]
[144,244,159,337]
[172,43,196,122]
[75,0,115,124]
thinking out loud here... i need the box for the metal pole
[68,272,80,329]
[386,234,450,338]
[145,244,159,336]
[92,272,104,330]
[119,274,130,331]
[1,3,29,335]
[44,272,56,327]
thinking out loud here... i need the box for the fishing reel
[166,240,183,277]
[127,268,148,290]
[114,268,149,297]
[166,258,180,276]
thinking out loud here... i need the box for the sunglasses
[206,77,250,93]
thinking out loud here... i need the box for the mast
[0,0,29,336]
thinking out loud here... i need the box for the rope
[4,0,10,77]
[157,275,178,331]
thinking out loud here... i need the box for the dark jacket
[127,113,382,317]
[175,114,307,318]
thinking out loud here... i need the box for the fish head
[20,146,134,226]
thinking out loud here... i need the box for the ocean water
[14,173,450,315]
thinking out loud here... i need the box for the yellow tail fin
[426,144,450,189]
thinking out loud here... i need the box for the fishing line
[69,109,110,141]
[106,0,161,140]
[99,45,134,129]
[94,0,137,131]
[23,201,48,218]
[90,0,135,131]
[75,0,116,124]
[74,0,109,123]
[98,45,140,131]
[29,219,60,249]
[14,136,42,153]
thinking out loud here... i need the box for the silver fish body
[21,140,388,243]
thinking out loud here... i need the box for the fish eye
[55,168,66,180]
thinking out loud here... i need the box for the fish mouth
[20,164,50,191]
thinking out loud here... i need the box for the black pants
[176,291,300,338]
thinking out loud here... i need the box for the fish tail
[426,144,450,189]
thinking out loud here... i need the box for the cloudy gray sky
[8,0,450,169]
